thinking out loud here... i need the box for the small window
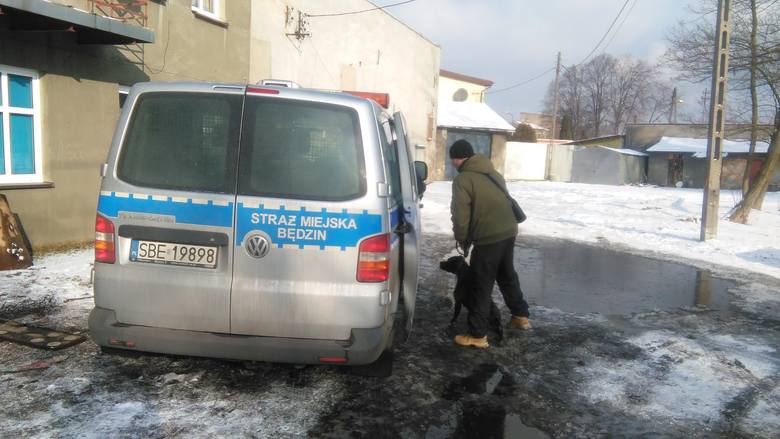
[0,65,42,184]
[453,88,468,102]
[117,92,243,193]
[191,0,221,20]
[238,98,365,201]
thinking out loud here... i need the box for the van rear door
[96,87,243,333]
[230,90,385,340]
[391,112,420,334]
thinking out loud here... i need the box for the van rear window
[238,98,365,201]
[117,92,242,193]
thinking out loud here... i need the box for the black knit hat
[449,139,474,159]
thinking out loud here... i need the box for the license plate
[130,240,218,269]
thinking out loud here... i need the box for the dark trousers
[467,237,529,337]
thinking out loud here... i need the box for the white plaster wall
[250,0,441,165]
[504,142,547,181]
[549,144,575,182]
[438,76,488,103]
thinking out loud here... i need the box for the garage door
[445,130,492,179]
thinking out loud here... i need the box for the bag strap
[461,171,512,245]
[481,172,514,203]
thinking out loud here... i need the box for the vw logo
[245,233,270,259]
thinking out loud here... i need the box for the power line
[307,0,417,18]
[485,67,556,94]
[576,0,632,65]
[601,0,638,54]
[488,0,631,95]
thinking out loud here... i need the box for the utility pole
[546,52,561,179]
[669,87,678,123]
[701,0,731,241]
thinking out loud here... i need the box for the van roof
[128,81,377,109]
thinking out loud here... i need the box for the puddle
[454,400,549,439]
[514,238,737,316]
[445,364,549,438]
[504,414,550,439]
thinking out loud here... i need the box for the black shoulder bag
[483,173,527,223]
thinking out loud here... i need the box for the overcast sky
[382,0,702,120]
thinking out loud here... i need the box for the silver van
[89,82,426,370]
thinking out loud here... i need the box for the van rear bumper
[88,307,388,365]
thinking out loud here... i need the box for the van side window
[117,92,242,193]
[379,120,403,206]
[238,98,365,201]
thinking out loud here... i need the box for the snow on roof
[599,145,647,157]
[437,101,515,132]
[646,136,769,158]
[596,146,647,156]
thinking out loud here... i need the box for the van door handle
[394,222,412,235]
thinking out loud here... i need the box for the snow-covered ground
[423,181,780,280]
[1,181,779,437]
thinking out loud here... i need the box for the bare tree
[666,0,780,222]
[544,54,671,139]
[544,65,587,139]
[583,54,615,137]
[608,57,656,133]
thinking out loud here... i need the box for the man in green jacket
[449,139,531,349]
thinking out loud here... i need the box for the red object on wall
[749,158,763,188]
[344,91,390,108]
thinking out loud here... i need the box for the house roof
[646,136,770,158]
[437,101,515,133]
[439,69,494,87]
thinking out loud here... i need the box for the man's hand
[457,240,471,258]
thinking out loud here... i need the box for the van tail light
[95,214,116,264]
[357,234,390,282]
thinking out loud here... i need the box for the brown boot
[454,334,489,348]
[509,316,532,330]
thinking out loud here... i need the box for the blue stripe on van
[235,203,382,250]
[97,193,233,227]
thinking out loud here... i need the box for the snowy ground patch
[424,181,780,279]
[580,329,778,427]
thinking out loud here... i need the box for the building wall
[570,148,619,185]
[648,155,669,186]
[569,148,646,186]
[438,76,488,103]
[491,133,508,179]
[548,144,575,182]
[0,0,253,250]
[249,0,441,166]
[621,155,647,185]
[504,142,547,181]
[648,153,780,189]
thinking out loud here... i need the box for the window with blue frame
[1,66,41,184]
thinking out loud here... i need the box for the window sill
[191,8,229,28]
[0,181,55,190]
